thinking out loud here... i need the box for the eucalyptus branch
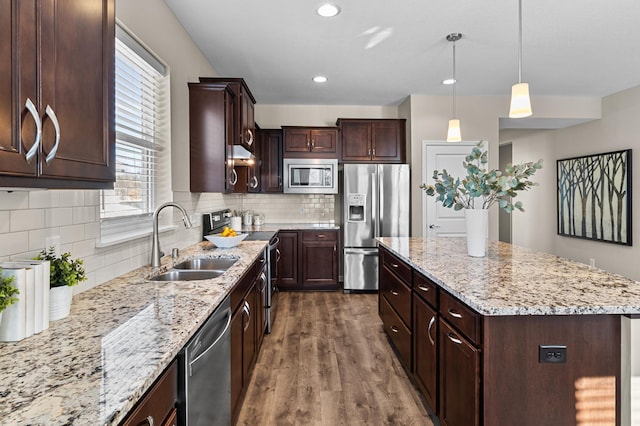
[421,141,543,213]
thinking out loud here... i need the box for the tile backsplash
[0,189,336,294]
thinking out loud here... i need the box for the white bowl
[204,232,248,248]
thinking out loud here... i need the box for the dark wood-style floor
[237,291,435,425]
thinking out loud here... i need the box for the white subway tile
[59,190,85,207]
[28,190,60,209]
[0,211,9,233]
[0,232,29,257]
[71,239,96,258]
[84,190,100,206]
[45,207,74,227]
[10,209,45,231]
[60,224,85,244]
[72,206,96,224]
[0,191,29,211]
[84,222,100,240]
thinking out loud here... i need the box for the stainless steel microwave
[283,158,338,194]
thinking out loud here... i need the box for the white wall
[507,85,640,280]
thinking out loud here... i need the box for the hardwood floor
[237,291,435,425]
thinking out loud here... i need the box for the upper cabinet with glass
[0,0,115,189]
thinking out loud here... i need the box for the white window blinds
[100,25,168,223]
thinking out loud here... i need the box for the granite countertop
[0,240,267,426]
[377,237,640,316]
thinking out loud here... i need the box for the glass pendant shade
[509,82,532,118]
[446,119,462,142]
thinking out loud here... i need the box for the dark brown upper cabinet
[189,83,237,193]
[282,126,338,159]
[337,118,406,163]
[198,78,257,153]
[0,0,115,189]
[257,129,283,193]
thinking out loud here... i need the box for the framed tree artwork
[557,149,632,245]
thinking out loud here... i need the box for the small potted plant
[0,268,19,326]
[36,247,87,321]
[421,141,542,257]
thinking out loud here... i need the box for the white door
[422,142,479,237]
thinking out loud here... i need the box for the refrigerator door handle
[371,173,379,238]
[344,248,378,255]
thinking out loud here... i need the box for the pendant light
[446,33,462,142]
[509,0,533,118]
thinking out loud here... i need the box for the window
[100,25,169,241]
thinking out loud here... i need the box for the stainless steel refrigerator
[343,164,410,291]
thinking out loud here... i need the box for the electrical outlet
[45,235,61,257]
[539,345,567,363]
[589,258,596,268]
[299,208,305,214]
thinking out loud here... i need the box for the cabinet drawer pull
[230,168,238,185]
[143,415,155,426]
[246,128,254,146]
[316,234,325,238]
[390,325,399,333]
[391,263,399,268]
[448,309,463,319]
[24,97,42,163]
[417,285,430,293]
[427,315,436,346]
[447,332,462,345]
[390,290,399,296]
[44,105,60,163]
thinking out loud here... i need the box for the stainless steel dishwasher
[178,296,231,425]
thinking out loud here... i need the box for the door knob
[429,224,441,229]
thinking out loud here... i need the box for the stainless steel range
[202,209,280,333]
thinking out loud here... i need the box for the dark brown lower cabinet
[413,296,438,414]
[121,360,177,426]
[439,319,480,426]
[278,229,338,291]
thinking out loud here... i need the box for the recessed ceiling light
[442,78,456,85]
[313,76,328,83]
[317,3,340,17]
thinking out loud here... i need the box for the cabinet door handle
[311,139,315,150]
[276,248,281,262]
[246,128,254,146]
[372,148,376,157]
[417,285,430,293]
[243,301,251,331]
[143,415,155,426]
[447,332,463,345]
[390,290,399,296]
[368,148,372,157]
[24,97,42,163]
[44,105,60,163]
[448,309,463,319]
[427,315,436,346]
[334,244,336,254]
[250,175,259,189]
[230,168,238,185]
[390,325,399,333]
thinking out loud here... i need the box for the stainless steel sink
[149,269,224,281]
[173,257,237,271]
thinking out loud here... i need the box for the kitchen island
[377,237,640,426]
[0,240,267,425]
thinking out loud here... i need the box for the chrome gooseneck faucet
[151,202,193,267]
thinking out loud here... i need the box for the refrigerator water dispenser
[347,194,366,222]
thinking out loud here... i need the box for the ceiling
[164,0,640,107]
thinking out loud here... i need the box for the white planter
[465,209,488,257]
[49,286,73,321]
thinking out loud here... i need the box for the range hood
[232,145,256,166]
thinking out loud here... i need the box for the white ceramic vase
[49,286,73,321]
[465,208,488,257]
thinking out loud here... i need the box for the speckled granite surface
[377,237,640,316]
[0,240,267,426]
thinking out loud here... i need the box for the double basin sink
[149,257,238,281]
